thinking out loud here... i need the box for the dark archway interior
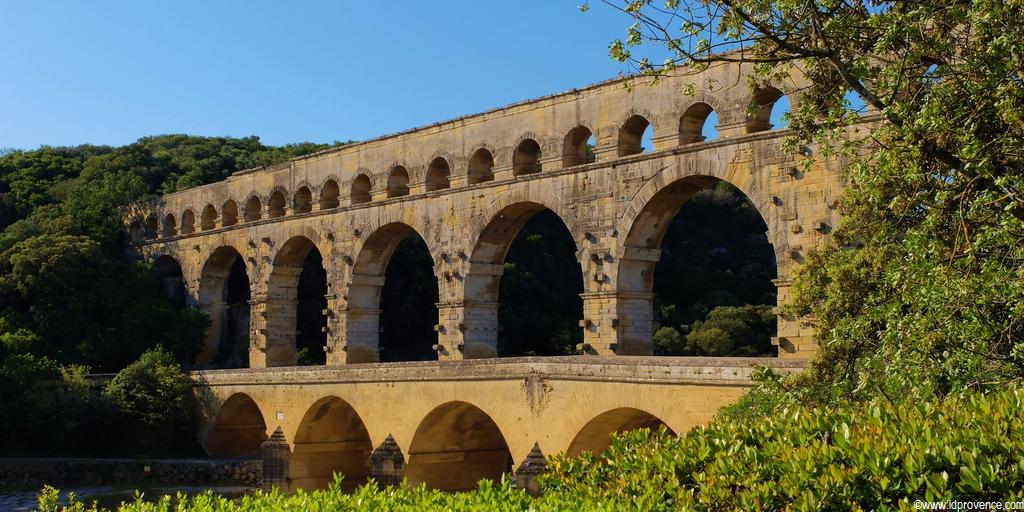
[154,256,187,308]
[651,181,778,356]
[405,402,512,491]
[296,247,327,365]
[498,209,583,356]
[379,233,438,362]
[566,408,672,457]
[205,394,267,458]
[217,255,250,368]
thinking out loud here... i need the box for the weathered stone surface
[192,356,802,491]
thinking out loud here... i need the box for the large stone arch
[611,160,787,355]
[343,218,438,363]
[460,192,584,359]
[290,396,373,491]
[263,234,330,367]
[565,407,672,457]
[404,400,512,491]
[197,244,252,365]
[204,392,268,458]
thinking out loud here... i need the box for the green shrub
[102,346,194,455]
[39,387,1024,511]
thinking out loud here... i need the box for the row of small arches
[130,89,789,241]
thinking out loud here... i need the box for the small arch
[221,200,238,227]
[468,148,495,184]
[513,138,541,176]
[405,401,512,491]
[180,210,196,235]
[563,125,596,167]
[618,115,652,156]
[200,204,218,231]
[425,157,451,191]
[679,102,718,144]
[351,174,372,205]
[319,179,340,209]
[268,190,287,218]
[387,166,409,198]
[747,86,787,133]
[293,186,313,214]
[290,396,373,491]
[144,216,158,240]
[244,195,262,222]
[566,408,672,457]
[205,393,268,457]
[161,213,177,237]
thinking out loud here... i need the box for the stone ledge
[190,355,805,388]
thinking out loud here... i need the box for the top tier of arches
[132,74,797,241]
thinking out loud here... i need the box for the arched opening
[162,213,177,237]
[347,223,438,363]
[468,148,494,184]
[198,246,251,367]
[566,408,672,457]
[268,190,286,218]
[221,200,239,227]
[679,103,718,144]
[618,115,653,156]
[293,186,313,214]
[265,236,326,367]
[295,245,328,365]
[181,210,196,235]
[425,157,450,191]
[319,180,340,209]
[128,220,143,243]
[387,166,410,198]
[351,174,372,205]
[512,139,541,176]
[563,126,596,167]
[747,86,788,133]
[154,255,187,308]
[619,177,778,357]
[144,216,158,240]
[465,204,583,358]
[200,204,218,231]
[290,397,373,491]
[405,401,512,491]
[244,196,262,222]
[205,393,267,458]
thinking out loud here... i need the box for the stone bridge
[128,59,849,490]
[193,356,803,491]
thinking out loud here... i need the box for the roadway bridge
[193,356,803,491]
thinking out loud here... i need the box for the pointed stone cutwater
[261,426,290,492]
[514,443,548,497]
[369,435,405,487]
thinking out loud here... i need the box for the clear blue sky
[1,1,651,150]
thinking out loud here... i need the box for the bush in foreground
[39,386,1024,511]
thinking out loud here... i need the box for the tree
[601,0,1024,402]
[103,347,193,454]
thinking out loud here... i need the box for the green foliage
[607,0,1024,401]
[41,387,1024,510]
[685,304,775,356]
[103,347,193,450]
